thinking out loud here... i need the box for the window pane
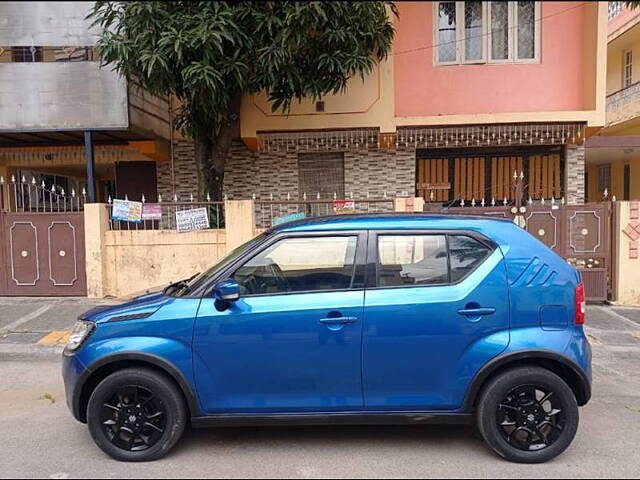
[11,46,42,62]
[449,236,491,283]
[490,2,509,60]
[517,1,536,59]
[624,50,633,87]
[438,2,457,63]
[598,164,611,193]
[233,236,357,295]
[378,235,448,287]
[465,1,483,61]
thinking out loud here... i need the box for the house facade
[158,1,607,208]
[0,2,609,207]
[0,1,171,206]
[585,2,640,202]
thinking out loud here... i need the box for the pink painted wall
[394,2,588,117]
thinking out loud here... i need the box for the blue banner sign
[271,211,305,226]
[111,199,142,223]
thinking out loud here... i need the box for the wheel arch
[74,352,199,423]
[462,350,591,412]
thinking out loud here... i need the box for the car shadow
[173,423,490,456]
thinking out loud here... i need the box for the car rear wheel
[476,366,579,463]
[87,368,187,462]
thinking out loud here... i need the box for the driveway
[0,301,639,478]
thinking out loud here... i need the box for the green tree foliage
[89,2,396,199]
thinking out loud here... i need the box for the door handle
[457,307,496,317]
[319,316,358,325]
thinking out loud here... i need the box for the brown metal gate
[0,178,87,296]
[439,202,612,302]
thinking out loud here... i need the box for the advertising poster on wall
[175,208,210,233]
[111,199,143,223]
[142,203,162,221]
[333,200,355,214]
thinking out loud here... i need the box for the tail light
[574,283,586,325]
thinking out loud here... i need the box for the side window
[233,236,357,295]
[377,235,448,287]
[448,235,492,282]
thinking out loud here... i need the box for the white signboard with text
[175,208,210,233]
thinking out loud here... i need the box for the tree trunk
[210,92,242,201]
[192,92,242,202]
[193,129,214,201]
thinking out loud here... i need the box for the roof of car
[273,213,512,232]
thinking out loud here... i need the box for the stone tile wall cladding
[156,139,198,201]
[565,144,586,205]
[156,138,416,201]
[156,130,586,204]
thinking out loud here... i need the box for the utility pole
[84,131,96,203]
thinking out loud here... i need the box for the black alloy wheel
[87,368,187,462]
[496,384,565,451]
[100,385,167,452]
[476,366,579,463]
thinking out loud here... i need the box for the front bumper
[62,352,89,423]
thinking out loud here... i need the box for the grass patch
[39,393,56,404]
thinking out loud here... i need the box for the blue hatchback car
[63,214,591,463]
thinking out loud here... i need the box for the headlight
[65,320,95,353]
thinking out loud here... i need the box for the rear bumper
[62,352,89,423]
[564,327,592,406]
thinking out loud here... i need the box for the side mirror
[213,279,240,303]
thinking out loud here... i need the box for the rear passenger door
[362,230,510,411]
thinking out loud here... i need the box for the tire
[476,366,579,463]
[87,368,187,462]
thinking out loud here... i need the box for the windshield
[172,231,271,297]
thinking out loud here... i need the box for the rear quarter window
[374,233,494,288]
[448,235,492,282]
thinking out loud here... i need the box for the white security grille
[438,2,457,63]
[517,1,536,59]
[490,2,509,60]
[437,1,539,66]
[464,1,484,61]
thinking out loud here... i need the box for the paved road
[1,302,639,478]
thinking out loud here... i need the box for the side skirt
[191,411,473,428]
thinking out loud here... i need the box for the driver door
[193,231,366,413]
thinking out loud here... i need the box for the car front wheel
[476,366,579,463]
[87,368,187,462]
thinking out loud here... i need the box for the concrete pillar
[565,144,585,205]
[224,200,256,251]
[84,203,110,297]
[613,201,640,305]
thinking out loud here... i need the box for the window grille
[598,164,611,194]
[436,1,539,66]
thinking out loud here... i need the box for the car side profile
[62,214,591,463]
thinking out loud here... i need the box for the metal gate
[0,177,87,296]
[439,202,612,301]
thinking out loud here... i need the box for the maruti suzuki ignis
[63,214,591,463]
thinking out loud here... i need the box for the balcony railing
[606,81,640,127]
